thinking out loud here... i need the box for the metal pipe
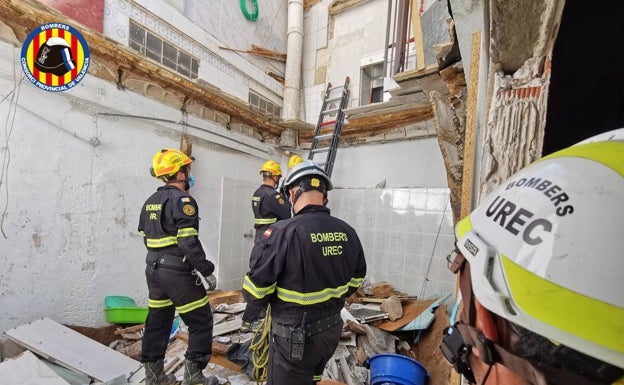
[282,0,304,121]
[383,0,392,78]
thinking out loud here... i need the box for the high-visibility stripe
[277,284,350,305]
[313,375,322,381]
[456,215,473,238]
[348,277,364,287]
[139,230,146,236]
[502,255,624,354]
[146,236,178,248]
[177,227,198,237]
[254,218,277,225]
[538,141,624,177]
[176,296,209,314]
[148,298,173,308]
[243,275,276,299]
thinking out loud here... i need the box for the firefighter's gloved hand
[205,274,217,291]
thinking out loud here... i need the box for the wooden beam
[460,31,481,218]
[410,0,426,70]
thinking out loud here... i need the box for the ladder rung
[314,133,334,141]
[326,96,343,103]
[311,147,330,154]
[319,120,336,127]
[323,108,340,115]
[329,84,345,91]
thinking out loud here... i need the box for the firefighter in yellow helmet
[252,160,291,244]
[443,129,624,385]
[139,149,218,385]
[241,160,292,332]
[288,154,305,170]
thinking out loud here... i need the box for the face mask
[188,173,196,189]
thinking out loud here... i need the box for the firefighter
[242,160,367,385]
[138,149,218,385]
[442,129,624,385]
[288,154,304,170]
[251,160,291,244]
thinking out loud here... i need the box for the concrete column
[282,0,303,121]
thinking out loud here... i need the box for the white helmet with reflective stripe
[455,128,624,369]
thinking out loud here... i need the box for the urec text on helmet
[486,195,553,245]
[504,176,574,216]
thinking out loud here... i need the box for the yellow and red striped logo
[20,22,90,92]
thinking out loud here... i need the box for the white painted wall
[331,138,449,189]
[0,39,274,332]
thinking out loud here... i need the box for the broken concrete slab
[4,317,142,382]
[0,350,71,385]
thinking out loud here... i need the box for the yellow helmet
[260,160,282,177]
[288,154,304,170]
[150,148,193,179]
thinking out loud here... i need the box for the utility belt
[272,312,342,361]
[146,252,192,271]
[272,312,342,338]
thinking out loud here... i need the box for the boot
[182,360,219,385]
[144,360,176,385]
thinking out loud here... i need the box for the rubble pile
[0,284,452,385]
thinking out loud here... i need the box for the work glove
[205,274,217,291]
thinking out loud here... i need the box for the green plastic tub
[104,295,149,324]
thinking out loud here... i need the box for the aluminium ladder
[308,77,350,177]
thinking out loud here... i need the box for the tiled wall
[218,178,457,301]
[218,178,256,291]
[329,188,457,300]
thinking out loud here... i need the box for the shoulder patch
[182,204,196,216]
[181,197,191,203]
[278,198,285,204]
[263,228,273,238]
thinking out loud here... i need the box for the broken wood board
[208,290,244,306]
[376,298,437,332]
[4,317,141,382]
[0,350,71,385]
[359,296,413,304]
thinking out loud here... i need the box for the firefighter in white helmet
[443,128,624,385]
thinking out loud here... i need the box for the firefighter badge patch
[182,204,196,216]
[263,228,273,238]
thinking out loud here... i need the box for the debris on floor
[0,284,453,385]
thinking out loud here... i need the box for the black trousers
[140,264,213,364]
[267,321,342,385]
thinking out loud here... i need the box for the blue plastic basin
[367,353,429,385]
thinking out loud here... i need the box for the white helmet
[455,128,624,369]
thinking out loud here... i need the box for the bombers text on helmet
[150,148,194,181]
[455,128,624,371]
[260,160,282,177]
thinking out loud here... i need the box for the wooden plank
[460,30,481,218]
[376,298,437,331]
[113,323,144,335]
[0,350,71,385]
[411,0,426,70]
[4,318,141,382]
[207,290,244,306]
